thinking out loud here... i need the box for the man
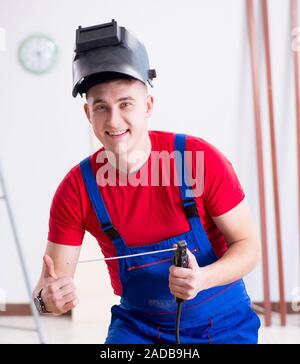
[33,19,261,344]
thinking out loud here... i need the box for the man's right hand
[41,255,79,315]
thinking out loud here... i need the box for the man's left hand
[168,247,208,301]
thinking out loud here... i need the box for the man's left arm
[169,199,261,300]
[203,199,261,289]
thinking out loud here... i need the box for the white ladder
[0,162,46,344]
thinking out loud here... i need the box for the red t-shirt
[48,130,245,295]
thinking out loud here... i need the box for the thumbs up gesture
[41,255,78,315]
[168,245,209,301]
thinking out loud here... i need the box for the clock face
[18,34,58,74]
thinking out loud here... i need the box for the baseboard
[0,304,71,316]
[0,302,297,316]
[253,302,298,315]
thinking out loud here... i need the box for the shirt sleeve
[202,142,245,217]
[47,169,85,246]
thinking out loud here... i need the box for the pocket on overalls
[178,300,260,344]
[219,300,261,344]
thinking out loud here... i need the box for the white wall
[0,0,299,315]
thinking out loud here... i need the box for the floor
[0,313,299,344]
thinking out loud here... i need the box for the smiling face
[84,78,154,157]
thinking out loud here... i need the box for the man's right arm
[33,241,81,316]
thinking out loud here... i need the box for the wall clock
[18,34,58,74]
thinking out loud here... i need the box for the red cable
[246,0,272,326]
[261,0,286,326]
[291,0,300,322]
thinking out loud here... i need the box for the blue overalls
[80,134,261,344]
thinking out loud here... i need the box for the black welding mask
[72,19,156,97]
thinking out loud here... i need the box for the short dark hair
[83,72,146,98]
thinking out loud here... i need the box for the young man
[33,20,261,344]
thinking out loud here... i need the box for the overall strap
[174,134,199,219]
[80,157,120,241]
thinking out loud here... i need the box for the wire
[68,247,177,265]
[175,301,183,344]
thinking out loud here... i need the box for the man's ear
[146,95,154,118]
[84,103,91,124]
